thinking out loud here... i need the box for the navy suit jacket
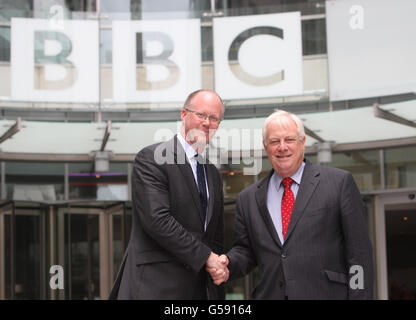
[109,135,225,299]
[227,160,374,299]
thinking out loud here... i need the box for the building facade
[0,0,415,300]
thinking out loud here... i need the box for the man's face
[263,118,305,178]
[181,92,223,151]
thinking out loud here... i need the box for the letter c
[228,26,285,86]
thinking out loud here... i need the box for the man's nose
[202,116,211,125]
[277,141,289,150]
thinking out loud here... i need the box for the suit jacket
[109,135,225,299]
[227,160,374,300]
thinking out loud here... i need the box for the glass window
[302,18,326,56]
[69,162,128,201]
[221,162,257,200]
[325,150,381,191]
[0,0,32,22]
[0,26,10,62]
[225,0,325,16]
[385,146,416,189]
[6,162,65,201]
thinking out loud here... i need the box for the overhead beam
[304,125,325,143]
[374,103,416,129]
[0,118,21,144]
[100,120,111,151]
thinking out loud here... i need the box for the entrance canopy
[0,100,415,161]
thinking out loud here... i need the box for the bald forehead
[189,90,222,106]
[187,91,224,117]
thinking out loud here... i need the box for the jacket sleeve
[340,172,374,300]
[226,192,257,280]
[132,148,211,273]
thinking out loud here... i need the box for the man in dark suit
[208,110,374,299]
[109,89,227,300]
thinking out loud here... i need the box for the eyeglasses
[184,107,222,125]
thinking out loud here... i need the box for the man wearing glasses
[110,89,228,300]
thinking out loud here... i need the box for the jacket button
[281,253,287,258]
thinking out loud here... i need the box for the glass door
[385,202,416,300]
[56,204,100,300]
[375,191,416,300]
[108,202,131,286]
[0,201,47,299]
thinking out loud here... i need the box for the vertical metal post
[64,163,69,201]
[127,163,132,201]
[87,215,93,300]
[100,208,111,299]
[39,205,46,299]
[49,205,56,300]
[66,205,72,299]
[122,202,127,251]
[0,212,5,299]
[1,162,6,200]
[10,202,15,299]
[380,149,386,190]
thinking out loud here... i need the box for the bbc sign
[10,12,303,106]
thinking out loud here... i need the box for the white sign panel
[11,18,99,103]
[112,19,201,103]
[326,0,416,101]
[213,12,303,100]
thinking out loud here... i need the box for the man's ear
[180,108,186,121]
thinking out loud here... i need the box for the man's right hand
[205,253,229,285]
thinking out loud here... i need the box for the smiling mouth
[277,154,291,159]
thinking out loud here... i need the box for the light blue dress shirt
[177,134,209,229]
[266,161,305,244]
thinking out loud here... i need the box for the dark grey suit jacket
[227,160,374,300]
[109,135,225,299]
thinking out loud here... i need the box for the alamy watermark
[349,265,364,290]
[153,126,264,175]
[49,265,64,290]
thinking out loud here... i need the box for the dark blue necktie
[195,154,208,223]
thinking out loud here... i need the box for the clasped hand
[205,252,229,285]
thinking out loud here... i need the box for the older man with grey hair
[208,109,374,300]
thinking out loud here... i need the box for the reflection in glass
[65,214,100,300]
[325,150,381,191]
[6,162,65,201]
[1,204,45,300]
[385,146,416,189]
[111,206,132,283]
[69,163,128,201]
[385,207,416,300]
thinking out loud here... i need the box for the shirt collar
[177,133,206,161]
[272,161,306,190]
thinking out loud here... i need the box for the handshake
[205,252,230,286]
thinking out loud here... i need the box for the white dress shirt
[177,133,209,229]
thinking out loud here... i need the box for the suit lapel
[284,160,320,242]
[255,170,283,249]
[172,136,205,226]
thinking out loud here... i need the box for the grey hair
[262,109,306,144]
